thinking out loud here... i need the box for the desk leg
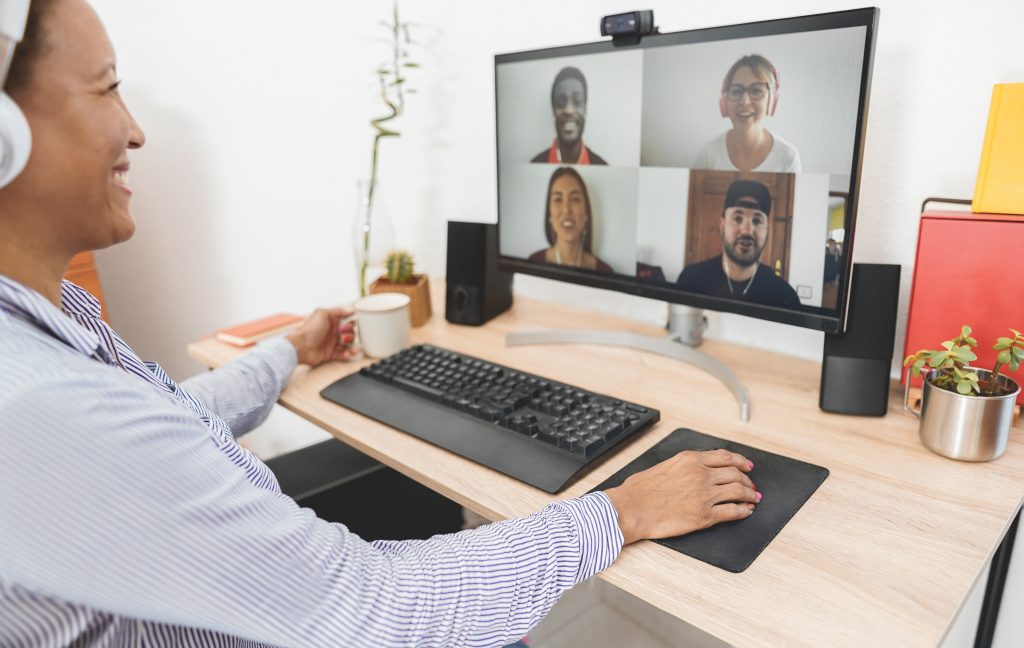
[975,508,1021,648]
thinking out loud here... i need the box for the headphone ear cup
[719,94,728,118]
[0,93,32,189]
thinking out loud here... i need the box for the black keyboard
[320,344,659,493]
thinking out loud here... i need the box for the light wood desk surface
[189,285,1024,648]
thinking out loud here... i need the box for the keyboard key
[578,435,604,456]
[393,376,444,401]
[560,435,579,451]
[536,430,563,446]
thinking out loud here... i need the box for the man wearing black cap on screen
[675,179,801,309]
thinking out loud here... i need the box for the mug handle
[903,366,926,418]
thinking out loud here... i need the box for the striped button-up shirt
[0,274,623,647]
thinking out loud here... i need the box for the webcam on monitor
[600,10,657,44]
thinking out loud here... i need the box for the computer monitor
[494,8,878,334]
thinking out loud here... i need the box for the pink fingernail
[748,460,754,470]
[755,491,762,502]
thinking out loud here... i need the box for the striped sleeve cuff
[551,491,624,583]
[253,336,299,394]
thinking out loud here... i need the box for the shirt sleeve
[178,336,297,437]
[0,359,623,648]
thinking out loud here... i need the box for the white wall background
[636,167,690,282]
[497,50,644,166]
[88,1,1023,646]
[789,172,831,306]
[641,26,865,173]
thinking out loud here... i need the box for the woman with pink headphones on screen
[694,54,802,173]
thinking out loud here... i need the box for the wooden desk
[189,284,1024,648]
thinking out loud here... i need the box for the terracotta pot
[369,274,432,327]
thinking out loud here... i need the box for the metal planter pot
[905,368,1020,461]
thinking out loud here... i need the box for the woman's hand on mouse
[603,449,759,545]
[287,307,360,367]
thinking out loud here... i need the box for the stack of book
[216,313,302,347]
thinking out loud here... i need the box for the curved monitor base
[505,328,751,422]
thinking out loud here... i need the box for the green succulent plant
[384,250,416,284]
[904,325,1024,396]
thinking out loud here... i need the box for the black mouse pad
[590,428,828,573]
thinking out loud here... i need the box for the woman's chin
[730,118,761,131]
[104,213,137,247]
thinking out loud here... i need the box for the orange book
[973,83,1024,215]
[216,313,302,347]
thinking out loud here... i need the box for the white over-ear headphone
[0,0,32,189]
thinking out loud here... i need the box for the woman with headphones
[0,2,758,644]
[693,54,802,173]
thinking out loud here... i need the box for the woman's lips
[112,167,132,195]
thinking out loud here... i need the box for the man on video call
[531,66,607,165]
[676,179,802,309]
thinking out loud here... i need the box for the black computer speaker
[445,221,513,326]
[819,263,901,416]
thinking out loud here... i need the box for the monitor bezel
[493,7,879,334]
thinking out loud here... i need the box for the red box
[903,210,1024,403]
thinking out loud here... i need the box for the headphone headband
[0,0,33,189]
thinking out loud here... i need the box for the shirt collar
[0,274,105,358]
[546,138,592,165]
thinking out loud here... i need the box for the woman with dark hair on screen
[528,167,613,273]
[694,54,802,173]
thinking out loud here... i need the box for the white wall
[789,173,830,306]
[88,2,1024,645]
[636,167,690,282]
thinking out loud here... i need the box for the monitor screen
[494,8,878,333]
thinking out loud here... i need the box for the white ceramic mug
[353,292,411,358]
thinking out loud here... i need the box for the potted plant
[369,250,432,327]
[354,3,426,297]
[903,326,1022,461]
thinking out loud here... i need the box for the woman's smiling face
[726,65,770,130]
[548,174,587,244]
[5,0,146,254]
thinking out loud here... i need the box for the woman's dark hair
[543,166,593,253]
[5,0,57,94]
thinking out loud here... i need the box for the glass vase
[352,180,396,296]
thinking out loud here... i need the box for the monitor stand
[505,304,751,421]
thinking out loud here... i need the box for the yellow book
[973,83,1024,215]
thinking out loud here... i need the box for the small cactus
[385,250,415,284]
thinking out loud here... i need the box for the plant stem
[987,361,1004,396]
[359,1,408,296]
